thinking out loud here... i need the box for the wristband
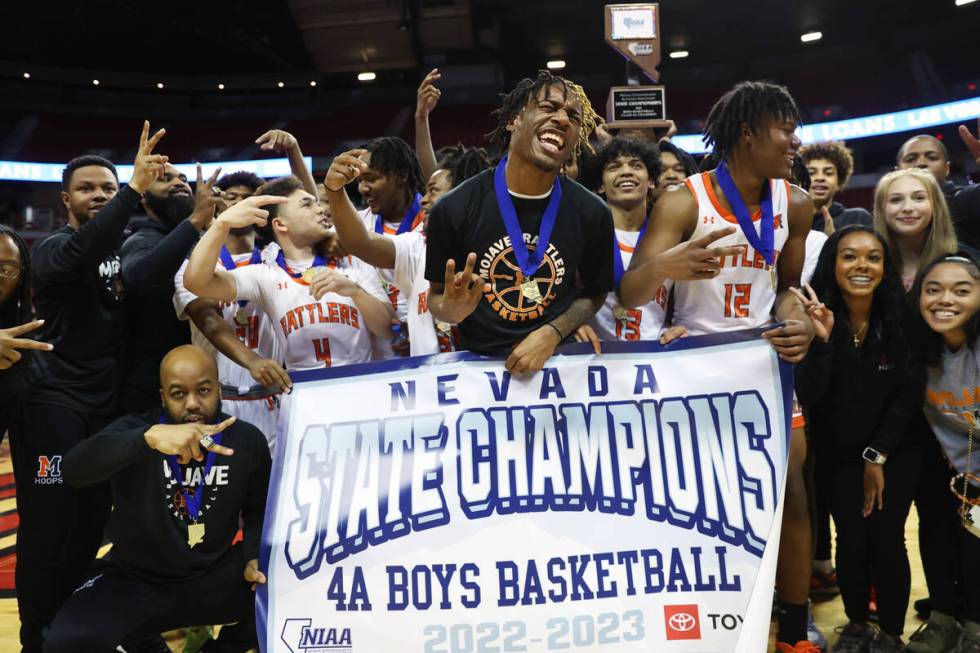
[325,184,344,193]
[546,322,564,341]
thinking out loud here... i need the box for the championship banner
[258,330,793,653]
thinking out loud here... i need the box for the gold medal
[301,267,318,283]
[521,278,542,304]
[769,266,778,291]
[613,304,629,322]
[187,522,205,548]
[234,308,250,326]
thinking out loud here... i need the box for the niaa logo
[281,618,352,653]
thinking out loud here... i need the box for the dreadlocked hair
[486,70,603,158]
[361,137,425,196]
[445,147,492,187]
[0,225,33,328]
[702,80,801,161]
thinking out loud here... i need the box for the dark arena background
[0,0,977,651]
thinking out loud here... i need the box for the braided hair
[445,147,492,187]
[486,70,603,157]
[703,81,801,161]
[362,137,425,197]
[0,225,33,328]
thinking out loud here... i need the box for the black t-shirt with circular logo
[424,169,614,354]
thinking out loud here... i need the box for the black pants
[813,448,833,562]
[8,402,112,653]
[958,520,980,623]
[43,546,257,653]
[830,447,920,637]
[915,434,965,616]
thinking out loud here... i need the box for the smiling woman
[795,225,923,649]
[872,167,958,291]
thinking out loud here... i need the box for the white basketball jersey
[590,229,669,341]
[391,232,460,357]
[672,172,791,335]
[232,255,389,372]
[173,255,282,391]
[357,207,424,323]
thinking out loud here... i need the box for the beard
[144,191,195,228]
[167,398,222,425]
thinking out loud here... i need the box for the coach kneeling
[43,345,271,653]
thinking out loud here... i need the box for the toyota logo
[669,613,697,632]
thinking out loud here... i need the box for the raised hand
[959,117,980,166]
[189,163,226,230]
[255,129,299,153]
[324,149,368,193]
[416,69,442,120]
[655,226,743,281]
[790,283,834,343]
[130,120,168,194]
[440,253,486,323]
[820,205,835,236]
[0,319,53,370]
[143,415,237,464]
[215,195,288,230]
[309,268,358,300]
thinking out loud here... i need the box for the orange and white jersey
[358,207,424,323]
[672,172,792,336]
[391,231,460,357]
[231,255,388,372]
[173,254,283,391]
[590,229,669,341]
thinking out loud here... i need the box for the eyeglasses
[0,263,22,279]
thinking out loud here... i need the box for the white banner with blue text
[258,330,793,653]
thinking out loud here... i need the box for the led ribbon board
[0,157,312,183]
[669,96,980,154]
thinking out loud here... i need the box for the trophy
[604,4,671,134]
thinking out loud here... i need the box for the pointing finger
[6,338,53,352]
[204,442,235,456]
[196,162,203,187]
[5,319,45,337]
[692,226,737,248]
[138,120,149,151]
[212,415,237,432]
[146,128,166,153]
[246,195,289,207]
[206,166,222,188]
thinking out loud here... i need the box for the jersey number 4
[723,283,751,318]
[313,337,332,367]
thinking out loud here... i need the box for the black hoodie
[120,217,199,411]
[63,410,271,581]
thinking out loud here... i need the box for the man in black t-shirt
[45,345,270,653]
[8,122,168,653]
[422,71,614,373]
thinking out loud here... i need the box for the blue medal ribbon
[493,157,563,278]
[275,251,326,281]
[611,221,649,287]
[374,193,422,234]
[714,161,775,265]
[161,417,224,521]
[220,246,262,309]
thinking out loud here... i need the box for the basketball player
[323,147,491,357]
[423,70,613,374]
[355,137,427,356]
[579,136,673,344]
[183,177,393,372]
[174,169,289,447]
[620,81,818,653]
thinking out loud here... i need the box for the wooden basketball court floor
[0,439,932,652]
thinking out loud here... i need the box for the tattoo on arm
[548,293,605,339]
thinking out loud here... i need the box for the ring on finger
[200,434,215,449]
